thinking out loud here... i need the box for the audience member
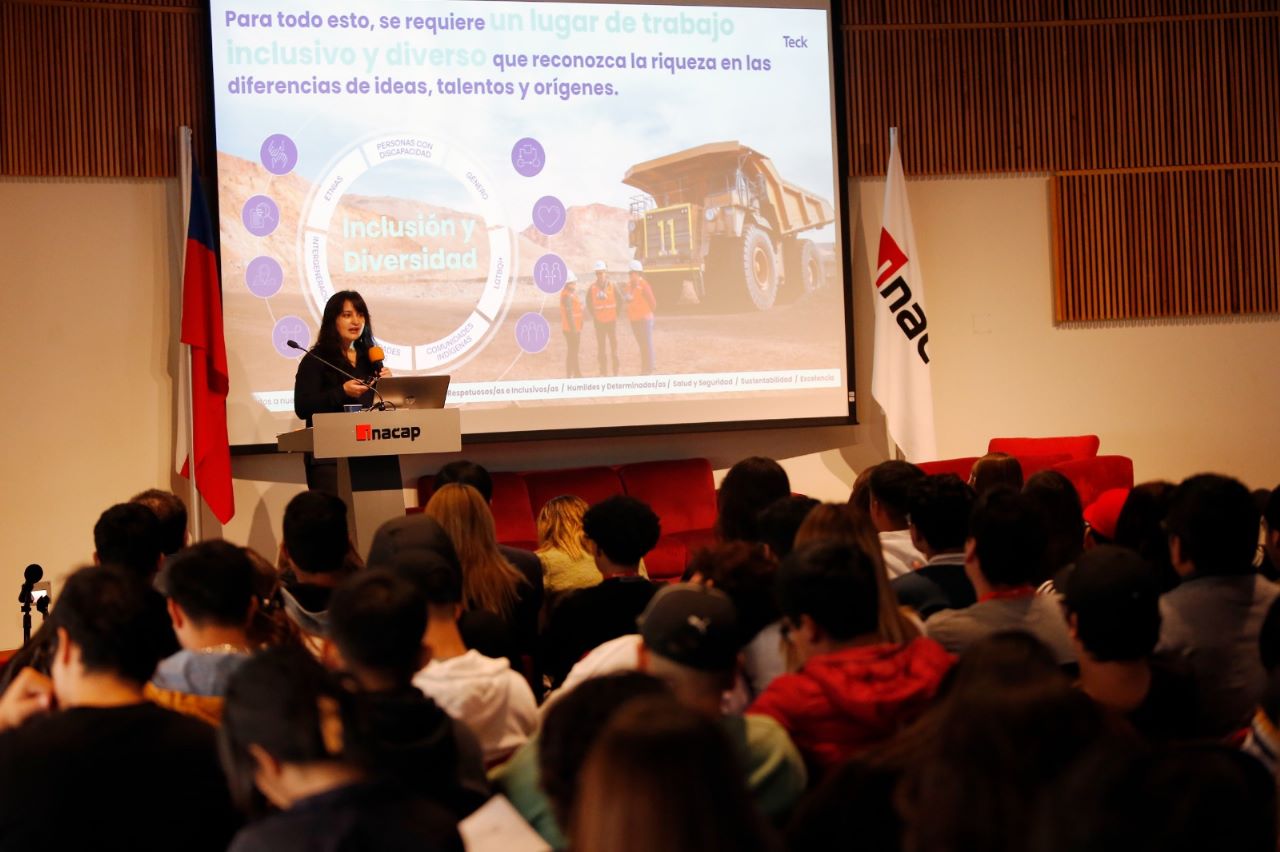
[424,483,538,674]
[892,474,977,618]
[242,546,306,650]
[0,566,237,850]
[866,461,927,578]
[432,460,546,606]
[130,488,189,556]
[279,490,354,648]
[220,646,462,851]
[543,495,660,685]
[1113,481,1178,591]
[749,541,952,776]
[148,540,256,724]
[1156,473,1279,735]
[969,452,1024,496]
[895,633,1105,852]
[403,549,537,765]
[1023,470,1085,587]
[1262,485,1280,580]
[325,569,488,817]
[847,466,873,515]
[535,495,603,596]
[794,503,921,644]
[755,495,820,561]
[925,488,1076,664]
[717,456,791,543]
[93,501,165,580]
[366,512,461,572]
[570,694,779,852]
[686,543,786,703]
[1060,545,1199,741]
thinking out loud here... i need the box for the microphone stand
[18,585,34,646]
[286,340,387,411]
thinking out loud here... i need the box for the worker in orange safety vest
[560,269,585,378]
[623,259,657,375]
[586,260,620,376]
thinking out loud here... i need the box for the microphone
[367,345,385,387]
[19,563,41,605]
[286,340,385,410]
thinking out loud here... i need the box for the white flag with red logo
[871,132,937,461]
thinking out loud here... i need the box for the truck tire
[737,224,779,310]
[784,239,822,297]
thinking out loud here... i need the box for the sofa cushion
[1051,456,1135,510]
[988,435,1100,461]
[917,457,980,480]
[523,466,624,517]
[416,472,537,548]
[618,458,717,535]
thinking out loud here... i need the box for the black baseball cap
[638,583,739,672]
[1060,545,1160,619]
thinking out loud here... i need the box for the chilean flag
[177,140,235,524]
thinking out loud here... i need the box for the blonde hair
[424,483,526,618]
[536,495,590,560]
[794,502,920,644]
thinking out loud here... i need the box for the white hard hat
[565,269,578,283]
[629,260,644,272]
[593,260,607,272]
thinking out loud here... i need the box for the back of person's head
[1060,545,1161,663]
[570,694,774,852]
[385,548,463,610]
[539,672,670,830]
[424,483,525,617]
[969,487,1047,587]
[686,542,778,643]
[1266,486,1280,538]
[366,513,460,577]
[130,489,188,555]
[1112,481,1178,591]
[328,570,427,686]
[848,466,874,515]
[754,495,818,560]
[93,502,163,580]
[1165,473,1258,576]
[51,565,170,687]
[582,495,661,567]
[220,646,360,814]
[868,460,926,529]
[907,474,975,554]
[969,453,1025,496]
[939,630,1067,704]
[163,540,255,628]
[282,490,350,575]
[716,456,790,543]
[1037,743,1276,852]
[537,494,590,559]
[638,583,741,679]
[241,546,305,650]
[1022,470,1085,581]
[793,501,861,547]
[434,460,494,503]
[777,540,880,642]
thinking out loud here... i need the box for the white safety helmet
[629,260,644,272]
[565,269,578,283]
[593,260,607,272]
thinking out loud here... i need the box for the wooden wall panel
[0,0,211,178]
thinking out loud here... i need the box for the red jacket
[748,637,952,776]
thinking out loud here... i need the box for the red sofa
[413,458,719,581]
[916,436,1134,509]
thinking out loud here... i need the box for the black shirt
[227,780,462,852]
[544,575,658,685]
[892,559,976,619]
[294,345,376,425]
[0,702,238,851]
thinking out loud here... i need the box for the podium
[277,409,461,557]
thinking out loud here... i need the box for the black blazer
[293,345,376,425]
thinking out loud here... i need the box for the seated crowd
[2,459,1280,851]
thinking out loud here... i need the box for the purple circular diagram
[243,195,280,237]
[532,195,566,236]
[534,253,568,294]
[260,134,298,176]
[514,313,551,354]
[245,256,284,298]
[511,137,545,177]
[272,315,310,358]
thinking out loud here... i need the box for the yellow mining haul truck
[623,141,835,310]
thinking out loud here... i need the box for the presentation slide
[208,0,851,445]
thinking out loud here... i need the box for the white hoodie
[412,650,538,765]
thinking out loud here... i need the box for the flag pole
[883,127,900,462]
[178,126,203,541]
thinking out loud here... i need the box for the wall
[4,172,1278,649]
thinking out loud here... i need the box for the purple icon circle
[243,195,280,237]
[260,133,298,175]
[514,313,551,354]
[511,137,545,177]
[245,256,283,298]
[533,253,568,295]
[272,315,310,358]
[532,196,566,236]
